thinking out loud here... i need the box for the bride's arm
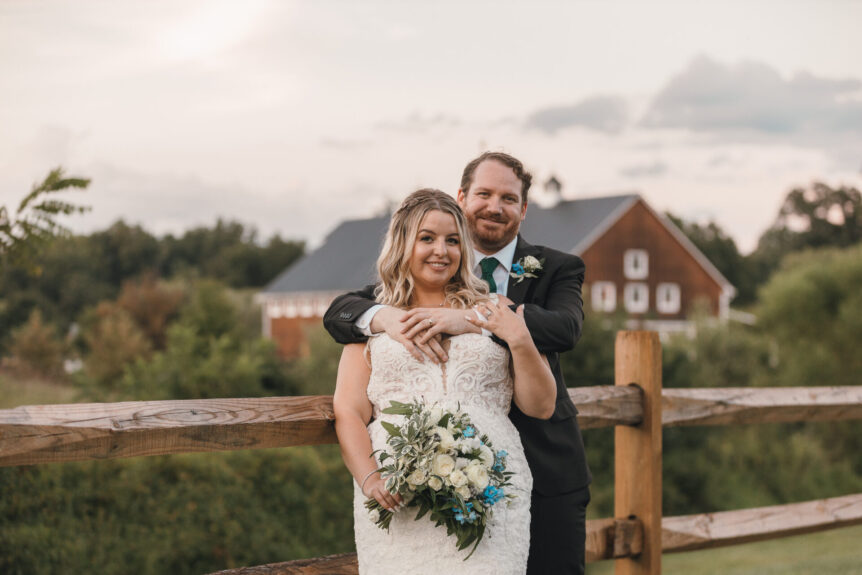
[466,301,556,419]
[333,343,403,512]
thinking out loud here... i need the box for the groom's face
[457,160,527,254]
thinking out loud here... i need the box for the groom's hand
[371,307,448,364]
[403,308,482,345]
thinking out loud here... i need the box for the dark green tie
[479,257,499,293]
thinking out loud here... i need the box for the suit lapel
[506,235,542,304]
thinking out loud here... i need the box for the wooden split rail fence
[2,331,861,574]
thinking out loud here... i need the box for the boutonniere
[510,255,544,284]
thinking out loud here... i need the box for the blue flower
[482,485,505,505]
[462,426,476,438]
[454,508,478,524]
[512,263,525,274]
[496,450,508,458]
[492,463,504,472]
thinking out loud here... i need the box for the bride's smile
[409,209,462,292]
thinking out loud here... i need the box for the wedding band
[427,319,434,326]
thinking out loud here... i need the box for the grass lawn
[586,524,862,574]
[0,370,80,408]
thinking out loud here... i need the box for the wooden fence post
[614,331,662,575]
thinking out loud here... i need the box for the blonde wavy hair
[375,189,490,309]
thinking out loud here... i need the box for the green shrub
[7,309,66,378]
[0,448,354,575]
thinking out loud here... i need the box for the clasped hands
[370,295,527,363]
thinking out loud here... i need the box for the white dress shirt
[472,236,518,297]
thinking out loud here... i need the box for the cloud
[525,95,628,135]
[642,56,862,136]
[619,161,668,178]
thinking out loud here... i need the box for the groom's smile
[457,159,527,254]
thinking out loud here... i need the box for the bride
[333,189,556,574]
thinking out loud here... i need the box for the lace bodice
[366,333,513,418]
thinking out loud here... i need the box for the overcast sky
[2,0,860,253]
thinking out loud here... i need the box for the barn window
[624,249,649,279]
[591,281,616,312]
[624,283,649,313]
[656,283,681,314]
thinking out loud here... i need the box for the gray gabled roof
[263,193,732,295]
[263,214,389,293]
[520,194,638,253]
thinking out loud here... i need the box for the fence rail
[2,331,861,574]
[5,386,861,467]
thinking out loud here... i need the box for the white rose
[427,476,443,491]
[428,406,443,424]
[433,427,455,450]
[478,445,494,467]
[407,468,427,486]
[455,457,470,470]
[455,485,472,500]
[448,469,468,488]
[465,463,490,489]
[523,255,541,270]
[368,508,380,523]
[458,437,481,453]
[432,454,456,477]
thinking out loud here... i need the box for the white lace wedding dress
[353,333,532,575]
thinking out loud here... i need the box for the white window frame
[624,282,649,314]
[591,281,617,313]
[624,249,649,280]
[656,283,681,314]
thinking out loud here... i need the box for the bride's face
[408,210,462,291]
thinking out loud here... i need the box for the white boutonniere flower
[509,255,544,284]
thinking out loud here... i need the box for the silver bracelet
[360,469,379,496]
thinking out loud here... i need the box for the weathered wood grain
[585,517,644,562]
[205,518,644,574]
[570,385,643,429]
[0,396,337,467]
[206,552,358,575]
[662,493,862,552]
[615,331,663,575]
[662,387,862,427]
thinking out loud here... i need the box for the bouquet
[365,399,514,559]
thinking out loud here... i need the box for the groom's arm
[323,287,450,362]
[322,285,378,344]
[520,253,585,355]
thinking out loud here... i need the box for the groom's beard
[467,209,520,253]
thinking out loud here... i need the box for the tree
[0,167,90,269]
[751,182,862,286]
[665,213,756,305]
[757,244,862,388]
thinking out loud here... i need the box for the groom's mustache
[475,211,510,223]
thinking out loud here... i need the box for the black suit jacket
[323,235,592,495]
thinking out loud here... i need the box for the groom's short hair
[460,152,533,205]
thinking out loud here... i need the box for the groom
[323,151,591,574]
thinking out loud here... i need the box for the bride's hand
[466,299,532,349]
[362,472,403,512]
